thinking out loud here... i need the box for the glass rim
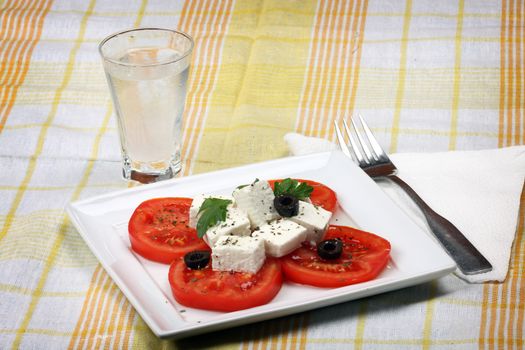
[98,27,194,68]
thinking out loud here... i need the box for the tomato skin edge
[168,258,283,312]
[281,253,390,288]
[128,197,209,265]
[280,226,391,288]
[128,233,208,265]
[268,178,338,212]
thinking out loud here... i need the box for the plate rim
[67,150,456,339]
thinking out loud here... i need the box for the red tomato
[281,225,391,288]
[128,197,209,264]
[169,258,283,312]
[268,179,338,212]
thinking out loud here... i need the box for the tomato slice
[128,197,209,264]
[281,225,391,288]
[169,258,283,312]
[268,179,338,212]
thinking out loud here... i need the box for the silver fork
[334,114,492,275]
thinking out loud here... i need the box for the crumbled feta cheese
[204,206,251,246]
[251,219,307,257]
[212,235,266,274]
[232,179,280,229]
[289,201,332,242]
[189,194,233,228]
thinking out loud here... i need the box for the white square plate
[67,151,456,339]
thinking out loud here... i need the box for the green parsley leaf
[273,178,313,200]
[236,178,259,190]
[196,198,232,238]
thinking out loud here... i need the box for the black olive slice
[274,195,299,217]
[317,239,343,260]
[184,250,211,270]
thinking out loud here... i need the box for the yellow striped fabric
[0,0,523,349]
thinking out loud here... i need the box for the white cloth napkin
[284,133,525,283]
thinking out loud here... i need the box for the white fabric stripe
[307,0,336,137]
[187,0,235,175]
[0,1,30,63]
[321,0,354,138]
[105,291,125,350]
[0,0,34,115]
[508,0,515,148]
[293,0,322,134]
[79,273,112,350]
[328,0,361,143]
[504,0,511,148]
[297,0,329,135]
[14,0,50,76]
[0,0,47,119]
[69,268,105,350]
[0,4,31,82]
[509,218,524,349]
[86,277,116,350]
[0,0,33,76]
[180,0,213,164]
[95,285,119,349]
[314,0,345,137]
[489,286,501,350]
[342,0,365,122]
[183,0,236,175]
[182,0,222,164]
[521,0,525,145]
[321,0,360,137]
[176,0,189,33]
[107,292,130,350]
[123,302,137,349]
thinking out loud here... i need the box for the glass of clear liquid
[99,28,193,183]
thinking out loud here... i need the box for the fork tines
[334,114,389,167]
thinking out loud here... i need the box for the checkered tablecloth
[1,0,523,349]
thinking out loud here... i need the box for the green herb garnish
[196,198,232,238]
[235,178,259,191]
[273,178,313,200]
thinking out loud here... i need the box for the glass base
[122,161,181,184]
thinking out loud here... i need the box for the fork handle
[387,175,492,275]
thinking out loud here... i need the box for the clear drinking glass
[99,28,193,183]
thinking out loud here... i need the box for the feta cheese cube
[204,206,251,246]
[212,236,266,274]
[189,194,233,228]
[232,179,280,229]
[289,201,332,242]
[251,219,307,257]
